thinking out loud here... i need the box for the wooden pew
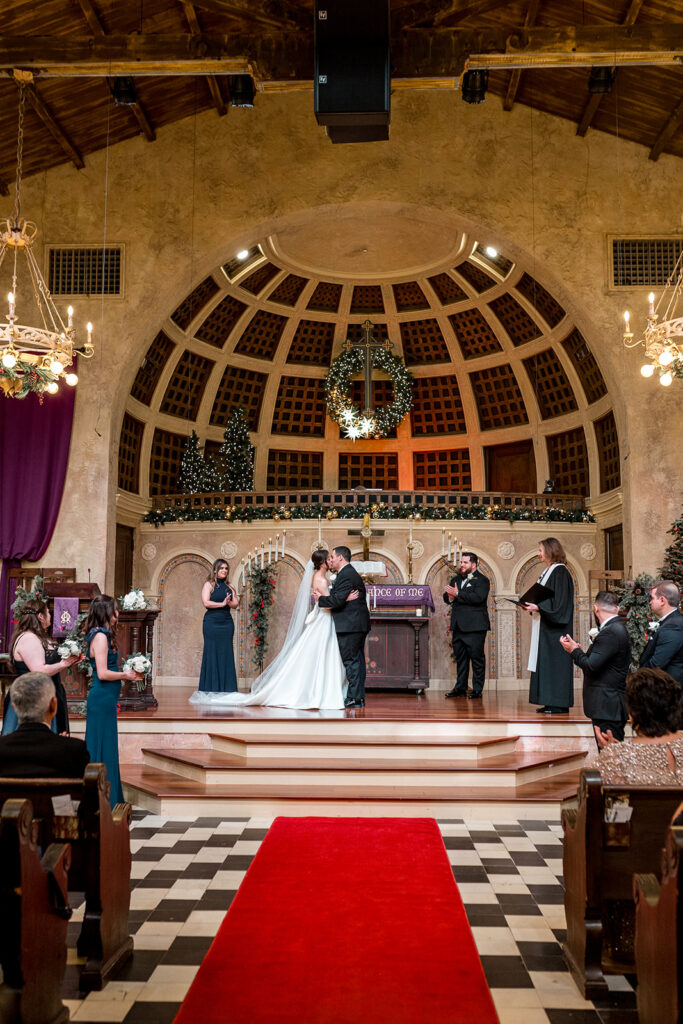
[561,766,683,998]
[0,763,133,992]
[633,825,683,1024]
[0,798,71,1024]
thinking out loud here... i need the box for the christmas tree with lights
[177,430,205,493]
[218,407,254,491]
[660,506,683,594]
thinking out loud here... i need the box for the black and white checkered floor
[61,811,637,1024]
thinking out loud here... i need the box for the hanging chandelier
[623,246,683,387]
[0,74,94,399]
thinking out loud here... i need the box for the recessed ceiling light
[236,249,249,260]
[485,246,498,258]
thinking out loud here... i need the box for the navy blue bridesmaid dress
[198,580,238,693]
[84,627,124,807]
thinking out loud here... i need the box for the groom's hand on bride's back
[346,589,360,603]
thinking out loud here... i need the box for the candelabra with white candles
[241,531,286,585]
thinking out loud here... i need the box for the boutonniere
[588,627,599,642]
[328,572,337,589]
[648,620,660,634]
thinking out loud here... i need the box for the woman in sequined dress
[597,667,683,784]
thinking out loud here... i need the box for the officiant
[522,538,575,714]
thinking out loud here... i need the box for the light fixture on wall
[623,246,683,386]
[461,70,488,104]
[0,74,94,398]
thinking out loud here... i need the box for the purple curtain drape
[0,386,76,650]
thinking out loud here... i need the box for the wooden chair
[0,797,71,1024]
[40,567,77,584]
[0,764,133,991]
[561,767,683,998]
[633,825,683,1024]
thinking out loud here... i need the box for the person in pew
[1,597,81,737]
[84,596,142,808]
[639,580,683,686]
[559,590,631,747]
[0,671,90,777]
[595,667,683,784]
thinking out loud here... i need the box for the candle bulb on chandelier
[8,292,15,318]
[648,292,656,316]
[67,305,73,329]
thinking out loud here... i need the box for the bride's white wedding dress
[188,563,346,710]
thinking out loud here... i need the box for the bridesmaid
[196,558,239,695]
[84,596,141,808]
[2,598,80,736]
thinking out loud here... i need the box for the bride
[188,550,357,710]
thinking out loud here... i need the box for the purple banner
[367,584,435,612]
[53,597,79,637]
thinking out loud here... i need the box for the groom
[315,546,371,708]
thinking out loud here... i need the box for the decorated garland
[144,501,595,527]
[0,358,59,398]
[246,564,277,671]
[324,346,413,439]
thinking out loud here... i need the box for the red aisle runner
[174,817,499,1024]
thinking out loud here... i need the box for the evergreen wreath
[616,572,656,670]
[246,564,277,671]
[324,347,413,439]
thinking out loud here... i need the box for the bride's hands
[346,589,360,602]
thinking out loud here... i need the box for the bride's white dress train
[188,604,346,709]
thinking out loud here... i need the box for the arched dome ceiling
[118,225,621,502]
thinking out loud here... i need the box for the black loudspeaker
[314,0,390,138]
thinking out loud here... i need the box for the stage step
[208,732,519,761]
[121,764,583,818]
[138,745,585,788]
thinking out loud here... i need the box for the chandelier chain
[13,82,26,226]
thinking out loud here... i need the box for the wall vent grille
[612,238,683,287]
[48,246,122,295]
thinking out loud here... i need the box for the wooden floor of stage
[115,684,591,723]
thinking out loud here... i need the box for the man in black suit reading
[639,580,683,686]
[442,551,491,699]
[315,546,371,708]
[559,590,631,747]
[0,672,90,777]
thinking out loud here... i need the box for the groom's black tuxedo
[318,562,371,703]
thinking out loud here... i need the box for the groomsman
[640,580,683,685]
[443,552,490,699]
[559,590,631,747]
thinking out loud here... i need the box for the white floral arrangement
[122,652,152,676]
[57,638,82,659]
[120,589,148,611]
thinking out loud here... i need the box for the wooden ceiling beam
[182,1,227,116]
[576,0,645,138]
[503,0,539,112]
[77,0,157,142]
[649,94,683,161]
[0,26,681,79]
[189,0,308,31]
[25,84,84,169]
[436,0,519,28]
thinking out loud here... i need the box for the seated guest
[560,590,631,747]
[597,667,683,784]
[0,672,90,778]
[639,580,683,685]
[1,598,80,736]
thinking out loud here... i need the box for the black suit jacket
[0,722,90,778]
[639,609,683,686]
[571,616,631,723]
[443,570,491,633]
[317,562,371,635]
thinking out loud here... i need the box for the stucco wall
[1,88,681,586]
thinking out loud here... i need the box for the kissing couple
[189,545,371,710]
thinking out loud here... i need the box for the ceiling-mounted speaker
[314,0,390,143]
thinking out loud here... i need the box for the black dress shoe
[468,693,482,699]
[344,698,365,708]
[536,706,551,713]
[544,707,569,714]
[445,690,467,698]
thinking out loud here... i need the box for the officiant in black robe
[522,537,575,714]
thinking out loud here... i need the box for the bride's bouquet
[122,652,152,691]
[120,589,148,611]
[57,637,82,659]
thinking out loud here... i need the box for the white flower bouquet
[57,638,82,659]
[122,652,152,692]
[120,589,148,611]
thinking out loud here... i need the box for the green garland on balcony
[144,501,595,528]
[246,564,277,672]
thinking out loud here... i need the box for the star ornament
[360,416,376,436]
[345,423,361,440]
